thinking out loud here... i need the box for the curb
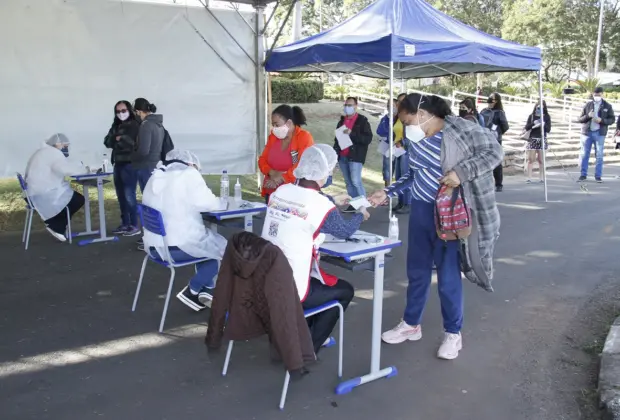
[599,316,620,419]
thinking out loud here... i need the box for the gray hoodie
[132,114,164,169]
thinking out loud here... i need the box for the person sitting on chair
[24,133,85,242]
[262,144,370,354]
[141,149,226,311]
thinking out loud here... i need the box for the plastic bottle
[102,154,109,173]
[388,215,399,241]
[234,178,242,203]
[220,170,230,203]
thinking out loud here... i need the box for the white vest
[261,184,335,300]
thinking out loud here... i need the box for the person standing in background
[392,93,412,214]
[104,100,140,236]
[132,98,165,192]
[480,93,509,192]
[524,101,551,184]
[578,87,615,182]
[458,98,482,125]
[333,97,373,212]
[377,98,398,189]
[258,105,314,203]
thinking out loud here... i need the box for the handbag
[520,129,531,140]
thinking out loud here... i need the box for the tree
[432,0,505,36]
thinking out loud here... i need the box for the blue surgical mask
[322,175,333,189]
[344,106,355,116]
[61,146,69,157]
[535,108,541,116]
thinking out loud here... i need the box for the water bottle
[388,215,399,241]
[102,154,109,173]
[234,178,242,203]
[220,170,230,203]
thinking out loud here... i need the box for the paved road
[1,168,619,420]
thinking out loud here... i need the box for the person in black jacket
[578,87,615,182]
[524,101,551,183]
[480,93,510,192]
[104,100,140,235]
[333,97,373,212]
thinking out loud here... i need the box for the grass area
[0,102,385,232]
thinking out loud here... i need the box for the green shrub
[324,84,349,100]
[271,78,324,103]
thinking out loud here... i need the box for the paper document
[393,146,406,158]
[377,140,389,156]
[335,126,353,150]
[349,196,372,210]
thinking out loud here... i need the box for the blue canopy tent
[265,0,549,201]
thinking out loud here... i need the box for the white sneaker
[45,227,67,243]
[437,332,462,360]
[381,320,422,344]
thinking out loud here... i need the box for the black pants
[302,278,354,354]
[45,192,85,234]
[493,165,503,187]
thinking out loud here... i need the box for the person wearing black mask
[104,100,140,236]
[524,101,551,183]
[480,93,509,192]
[458,98,481,124]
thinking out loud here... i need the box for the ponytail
[134,97,157,113]
[273,104,307,127]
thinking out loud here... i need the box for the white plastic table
[318,230,402,395]
[71,173,119,246]
[202,200,267,234]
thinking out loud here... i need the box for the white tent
[0,0,283,176]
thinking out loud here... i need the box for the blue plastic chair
[222,299,344,410]
[132,204,212,333]
[16,172,72,249]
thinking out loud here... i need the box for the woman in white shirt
[24,133,85,242]
[141,149,226,312]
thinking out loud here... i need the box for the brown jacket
[205,232,315,372]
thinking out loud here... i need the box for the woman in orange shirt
[258,105,314,202]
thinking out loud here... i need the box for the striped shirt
[385,132,443,203]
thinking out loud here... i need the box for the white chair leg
[25,210,33,251]
[66,207,72,244]
[158,267,176,333]
[22,211,28,243]
[222,341,234,376]
[279,371,291,410]
[132,255,149,312]
[338,303,344,378]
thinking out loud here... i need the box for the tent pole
[388,61,394,220]
[538,69,548,202]
[255,6,266,191]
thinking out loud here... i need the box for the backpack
[434,184,472,241]
[160,128,174,161]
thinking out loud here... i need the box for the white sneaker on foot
[45,227,67,243]
[437,332,462,360]
[381,320,422,344]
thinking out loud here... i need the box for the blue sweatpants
[156,248,219,294]
[404,199,463,333]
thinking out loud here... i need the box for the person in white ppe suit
[261,144,370,354]
[141,149,226,311]
[25,133,85,242]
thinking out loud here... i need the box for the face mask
[487,98,494,104]
[272,125,289,140]
[458,109,468,118]
[61,146,69,157]
[535,108,541,115]
[344,106,355,116]
[405,113,434,143]
[593,96,602,103]
[322,175,333,189]
[117,110,130,121]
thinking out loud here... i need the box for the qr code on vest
[268,221,279,237]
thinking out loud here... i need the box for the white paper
[377,140,389,156]
[491,124,498,131]
[393,146,406,158]
[349,196,372,210]
[335,126,353,150]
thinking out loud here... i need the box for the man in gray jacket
[133,98,165,191]
[578,87,615,182]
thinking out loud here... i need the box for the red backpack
[434,185,472,241]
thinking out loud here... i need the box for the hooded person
[24,133,85,242]
[261,144,370,354]
[141,149,227,311]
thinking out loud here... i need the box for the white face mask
[405,112,434,143]
[593,96,602,103]
[272,125,289,140]
[117,110,130,121]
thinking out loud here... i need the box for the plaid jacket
[441,116,503,292]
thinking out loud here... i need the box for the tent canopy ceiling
[265,0,541,78]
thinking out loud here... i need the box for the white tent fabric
[0,0,259,176]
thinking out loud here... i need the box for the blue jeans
[113,163,138,226]
[136,167,154,193]
[382,155,397,184]
[394,151,411,206]
[161,248,219,293]
[338,157,366,198]
[404,200,463,333]
[580,131,605,178]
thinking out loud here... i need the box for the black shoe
[395,205,410,214]
[578,176,587,182]
[176,286,207,312]
[495,186,503,192]
[342,205,356,213]
[596,177,603,183]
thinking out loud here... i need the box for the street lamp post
[594,0,605,76]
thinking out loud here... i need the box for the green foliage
[544,82,567,98]
[271,78,324,103]
[432,0,504,36]
[324,84,349,100]
[278,72,314,80]
[576,77,601,93]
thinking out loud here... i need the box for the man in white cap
[261,143,369,354]
[24,133,85,242]
[141,149,226,311]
